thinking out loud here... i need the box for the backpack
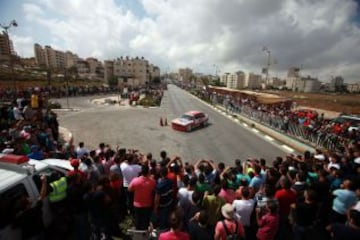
[221,220,244,240]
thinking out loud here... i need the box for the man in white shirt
[121,154,142,215]
[233,186,255,237]
[76,142,89,159]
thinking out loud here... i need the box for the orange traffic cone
[160,117,164,126]
[164,118,168,126]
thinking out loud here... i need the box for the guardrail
[194,91,348,152]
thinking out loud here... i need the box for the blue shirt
[332,189,357,215]
[236,173,251,185]
[249,175,264,191]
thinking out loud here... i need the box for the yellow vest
[31,94,39,109]
[49,177,67,202]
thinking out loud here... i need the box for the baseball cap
[70,158,80,167]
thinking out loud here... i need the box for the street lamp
[0,20,18,90]
[262,46,271,86]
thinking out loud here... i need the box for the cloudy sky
[1,0,360,82]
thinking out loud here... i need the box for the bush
[138,95,161,107]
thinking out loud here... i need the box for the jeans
[157,207,171,230]
[134,207,152,230]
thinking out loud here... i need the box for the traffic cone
[160,117,163,126]
[164,118,168,126]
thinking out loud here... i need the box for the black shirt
[188,221,214,240]
[295,202,318,227]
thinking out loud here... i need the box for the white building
[293,76,321,92]
[347,82,360,93]
[246,73,262,89]
[104,56,160,87]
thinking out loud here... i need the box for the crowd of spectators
[1,87,360,240]
[206,91,359,152]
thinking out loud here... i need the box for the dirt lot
[265,91,360,116]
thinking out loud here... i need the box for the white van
[0,154,73,240]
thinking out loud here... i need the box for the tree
[68,65,78,80]
[108,76,118,87]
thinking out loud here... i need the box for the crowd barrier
[203,92,348,152]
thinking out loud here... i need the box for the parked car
[0,154,73,239]
[171,110,209,132]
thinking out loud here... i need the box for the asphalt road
[53,84,287,165]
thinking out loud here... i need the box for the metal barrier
[207,95,346,152]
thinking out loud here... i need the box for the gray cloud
[10,0,360,82]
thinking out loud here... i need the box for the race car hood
[171,118,193,126]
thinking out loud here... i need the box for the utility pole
[262,46,271,86]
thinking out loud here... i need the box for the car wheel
[202,120,208,127]
[187,125,192,132]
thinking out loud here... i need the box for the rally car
[171,110,209,132]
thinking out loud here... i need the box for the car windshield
[181,114,194,120]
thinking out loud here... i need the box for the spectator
[68,158,85,183]
[330,179,357,224]
[27,144,44,160]
[327,209,360,240]
[76,142,89,159]
[120,153,141,215]
[249,164,264,194]
[159,208,190,240]
[128,165,156,230]
[188,210,214,240]
[196,173,211,193]
[291,171,309,203]
[256,200,279,240]
[154,166,175,230]
[232,186,255,237]
[203,185,226,228]
[214,203,245,240]
[178,175,196,207]
[219,178,236,204]
[290,189,319,240]
[275,177,296,240]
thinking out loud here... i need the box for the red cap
[70,159,80,167]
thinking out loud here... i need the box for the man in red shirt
[275,178,296,240]
[128,165,156,230]
[67,158,85,183]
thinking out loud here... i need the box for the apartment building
[347,82,360,93]
[0,32,15,62]
[293,76,321,92]
[34,44,65,69]
[178,68,193,82]
[329,76,344,92]
[34,43,46,66]
[269,77,285,88]
[247,73,262,89]
[220,71,246,89]
[65,51,79,68]
[104,56,160,87]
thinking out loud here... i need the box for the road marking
[252,129,259,133]
[264,135,274,141]
[282,145,294,152]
